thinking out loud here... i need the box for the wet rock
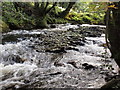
[50,24,56,28]
[68,28,74,31]
[4,55,26,65]
[45,47,67,53]
[54,62,65,67]
[99,43,108,48]
[67,61,78,68]
[88,34,99,37]
[66,47,79,51]
[82,63,89,66]
[49,72,62,76]
[2,72,14,81]
[101,76,120,89]
[79,42,85,46]
[82,63,96,70]
[2,35,19,44]
[78,26,104,37]
[28,45,35,49]
[27,29,84,53]
[105,75,120,82]
[72,41,82,46]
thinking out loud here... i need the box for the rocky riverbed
[0,24,119,89]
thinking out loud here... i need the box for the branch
[44,1,50,11]
[59,2,76,18]
[40,2,45,9]
[34,2,39,9]
[45,2,57,14]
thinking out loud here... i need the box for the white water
[0,24,119,89]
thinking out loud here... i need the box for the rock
[99,43,108,48]
[4,55,26,65]
[45,47,67,53]
[105,75,120,82]
[28,45,35,49]
[66,47,79,51]
[79,26,104,37]
[2,35,19,44]
[100,78,120,89]
[54,61,65,67]
[82,63,89,66]
[79,41,85,46]
[49,72,62,76]
[68,28,74,31]
[67,61,78,68]
[50,24,56,28]
[82,63,95,70]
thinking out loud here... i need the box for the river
[0,24,119,89]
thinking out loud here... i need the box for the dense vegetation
[1,2,107,32]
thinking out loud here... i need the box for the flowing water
[0,24,119,89]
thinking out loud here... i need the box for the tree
[106,2,120,68]
[59,1,76,18]
[99,2,120,89]
[33,1,57,28]
[33,1,76,28]
[13,2,33,16]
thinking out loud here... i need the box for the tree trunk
[35,16,48,28]
[106,2,120,67]
[60,2,76,18]
[33,2,57,28]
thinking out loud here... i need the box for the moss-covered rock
[0,20,10,33]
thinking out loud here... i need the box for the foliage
[1,2,107,31]
[2,2,35,30]
[65,2,107,24]
[47,6,68,24]
[65,11,105,24]
[72,2,90,13]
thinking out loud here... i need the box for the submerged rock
[3,55,26,65]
